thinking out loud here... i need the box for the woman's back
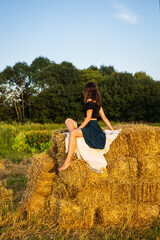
[83,100,101,119]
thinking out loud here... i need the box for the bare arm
[99,107,114,130]
[78,109,93,129]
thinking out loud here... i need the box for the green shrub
[12,130,52,154]
[12,134,31,152]
[25,130,52,152]
[26,130,51,148]
[0,125,18,148]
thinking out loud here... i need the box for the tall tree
[99,72,135,121]
[0,62,31,120]
[80,68,104,87]
[31,61,83,123]
[31,56,52,73]
[99,65,115,76]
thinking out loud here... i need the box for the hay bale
[102,204,127,225]
[136,204,159,223]
[108,156,138,182]
[22,124,160,229]
[137,154,160,181]
[105,124,159,158]
[21,153,55,214]
[27,195,46,215]
[58,159,110,199]
[58,199,84,229]
[102,203,159,226]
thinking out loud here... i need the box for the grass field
[0,121,160,239]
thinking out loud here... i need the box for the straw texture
[22,125,160,229]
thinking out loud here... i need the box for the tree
[134,71,152,81]
[132,74,156,121]
[99,72,135,121]
[80,68,104,87]
[31,61,83,123]
[87,65,99,71]
[0,85,15,121]
[31,56,52,73]
[0,62,32,121]
[1,57,160,123]
[99,65,115,76]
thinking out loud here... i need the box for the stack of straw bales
[20,153,55,216]
[22,125,160,229]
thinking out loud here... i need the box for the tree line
[0,57,160,123]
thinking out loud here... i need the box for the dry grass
[0,159,29,181]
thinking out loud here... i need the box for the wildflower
[44,140,45,142]
[35,141,37,144]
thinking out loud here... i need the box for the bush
[0,125,18,148]
[12,134,31,153]
[25,130,52,151]
[12,130,52,154]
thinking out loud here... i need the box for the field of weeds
[0,122,160,240]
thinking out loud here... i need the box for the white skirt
[65,129,121,173]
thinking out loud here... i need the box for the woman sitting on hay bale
[58,82,114,172]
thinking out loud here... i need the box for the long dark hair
[83,82,102,106]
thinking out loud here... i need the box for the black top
[83,101,101,118]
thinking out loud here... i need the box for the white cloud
[112,3,138,24]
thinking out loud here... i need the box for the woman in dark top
[58,82,113,171]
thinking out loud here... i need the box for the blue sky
[0,0,160,80]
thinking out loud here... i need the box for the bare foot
[58,161,71,171]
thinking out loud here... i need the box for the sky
[0,0,160,80]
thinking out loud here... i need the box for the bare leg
[65,118,78,132]
[58,128,83,171]
[65,118,79,154]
